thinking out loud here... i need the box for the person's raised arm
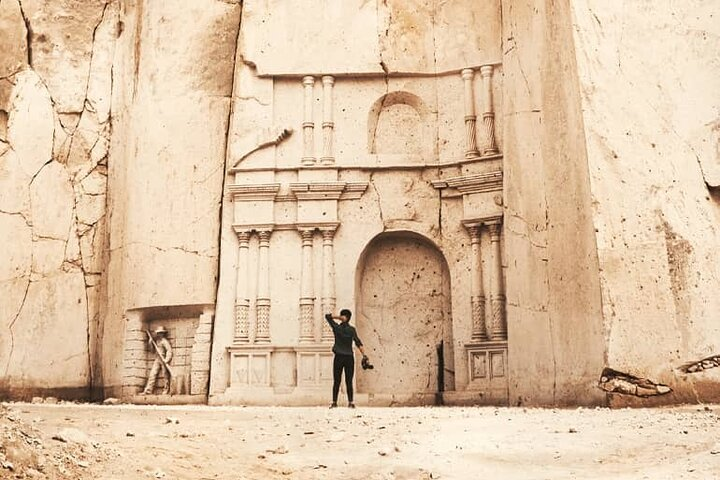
[324,313,338,331]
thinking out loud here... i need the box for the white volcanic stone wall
[501,0,607,406]
[103,0,241,396]
[239,0,500,75]
[571,1,720,404]
[0,0,116,398]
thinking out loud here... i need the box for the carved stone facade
[2,0,718,407]
[206,51,508,404]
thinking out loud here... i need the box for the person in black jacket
[325,309,368,408]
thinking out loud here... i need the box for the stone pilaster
[298,228,315,343]
[465,224,488,341]
[320,226,337,342]
[255,229,272,343]
[234,231,251,344]
[461,68,480,158]
[301,76,316,166]
[480,65,499,155]
[320,75,335,165]
[487,220,506,340]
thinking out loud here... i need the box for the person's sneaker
[329,403,338,409]
[348,403,356,409]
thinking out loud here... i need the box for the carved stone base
[465,340,508,402]
[228,345,273,389]
[295,345,334,388]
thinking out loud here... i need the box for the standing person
[325,309,369,408]
[143,326,173,395]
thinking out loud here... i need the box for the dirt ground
[1,402,720,480]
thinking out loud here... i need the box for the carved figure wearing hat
[142,326,173,395]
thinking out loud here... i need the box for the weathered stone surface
[7,70,54,177]
[86,0,117,124]
[0,0,28,78]
[0,0,717,407]
[241,0,499,76]
[570,0,720,403]
[31,238,66,275]
[3,270,89,388]
[104,0,241,394]
[28,161,74,240]
[21,0,109,113]
[0,149,30,215]
[379,0,501,72]
[0,213,31,282]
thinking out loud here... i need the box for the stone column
[480,65,499,155]
[320,227,337,342]
[298,228,315,343]
[461,68,480,159]
[320,75,335,165]
[234,231,251,344]
[488,221,506,340]
[301,76,316,166]
[466,225,488,341]
[255,229,272,343]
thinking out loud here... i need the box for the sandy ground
[2,402,720,480]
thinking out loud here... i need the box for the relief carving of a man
[143,326,173,395]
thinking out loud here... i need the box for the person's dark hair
[340,308,352,320]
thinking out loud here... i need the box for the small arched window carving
[367,91,431,155]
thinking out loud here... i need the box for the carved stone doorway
[356,232,454,399]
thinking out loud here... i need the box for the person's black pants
[332,354,354,403]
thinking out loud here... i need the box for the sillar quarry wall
[0,0,718,406]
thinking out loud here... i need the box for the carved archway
[354,231,454,399]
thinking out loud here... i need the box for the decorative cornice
[340,182,369,200]
[432,170,503,194]
[289,182,346,200]
[228,183,281,201]
[295,222,340,233]
[232,224,275,235]
[462,216,503,229]
[229,181,369,202]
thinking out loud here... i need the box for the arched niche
[367,91,434,157]
[354,231,454,398]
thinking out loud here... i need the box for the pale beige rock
[104,0,241,394]
[22,0,108,113]
[7,70,54,177]
[0,0,27,78]
[0,149,31,215]
[0,213,31,282]
[570,0,720,401]
[85,0,117,125]
[28,161,74,240]
[31,238,66,275]
[3,270,89,388]
[74,189,105,229]
[379,0,501,72]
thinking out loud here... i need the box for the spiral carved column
[298,228,315,343]
[466,225,488,341]
[255,230,272,343]
[480,65,499,155]
[461,68,480,158]
[320,227,337,342]
[488,221,506,340]
[234,231,251,344]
